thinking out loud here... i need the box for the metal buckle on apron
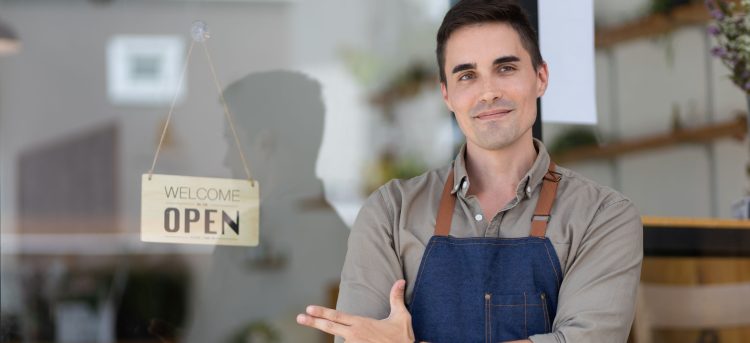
[532,214,551,222]
[543,170,562,182]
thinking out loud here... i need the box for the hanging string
[148,40,195,181]
[147,22,255,186]
[200,41,254,185]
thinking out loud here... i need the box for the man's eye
[458,72,475,81]
[499,65,516,73]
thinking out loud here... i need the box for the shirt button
[526,185,532,195]
[462,181,469,190]
[475,214,483,221]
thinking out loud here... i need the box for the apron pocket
[486,291,550,342]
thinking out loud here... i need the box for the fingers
[389,279,407,314]
[304,305,356,326]
[296,306,357,337]
[296,313,350,337]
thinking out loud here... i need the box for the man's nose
[479,78,502,104]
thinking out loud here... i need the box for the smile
[474,109,513,120]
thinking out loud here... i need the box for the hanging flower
[706,0,750,95]
[710,8,725,19]
[707,24,721,36]
[711,46,728,57]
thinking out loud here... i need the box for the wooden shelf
[554,115,747,164]
[643,216,750,230]
[596,2,711,49]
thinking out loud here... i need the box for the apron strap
[434,161,561,238]
[434,169,456,237]
[530,161,561,238]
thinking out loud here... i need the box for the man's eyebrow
[451,56,521,75]
[494,55,520,65]
[451,63,476,74]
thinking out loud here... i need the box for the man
[297,0,643,342]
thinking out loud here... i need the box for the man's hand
[296,279,415,343]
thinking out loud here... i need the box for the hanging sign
[140,21,260,247]
[141,174,259,246]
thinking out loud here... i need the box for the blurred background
[0,0,749,342]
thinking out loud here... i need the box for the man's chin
[470,132,520,151]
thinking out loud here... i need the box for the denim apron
[409,162,563,343]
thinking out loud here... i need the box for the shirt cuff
[529,332,563,343]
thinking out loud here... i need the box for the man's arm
[334,187,404,343]
[529,199,644,343]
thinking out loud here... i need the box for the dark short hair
[436,0,543,84]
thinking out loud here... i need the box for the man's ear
[440,82,454,112]
[536,61,549,97]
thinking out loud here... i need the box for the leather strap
[433,161,561,238]
[435,169,456,237]
[530,161,561,238]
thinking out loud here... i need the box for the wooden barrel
[634,217,750,343]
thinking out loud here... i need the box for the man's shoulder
[553,165,642,244]
[555,164,633,210]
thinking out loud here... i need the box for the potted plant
[706,0,750,218]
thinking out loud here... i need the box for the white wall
[547,2,749,218]
[291,0,451,224]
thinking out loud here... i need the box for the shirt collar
[451,138,552,199]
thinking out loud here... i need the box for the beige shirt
[335,139,643,343]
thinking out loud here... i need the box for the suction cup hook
[191,20,210,42]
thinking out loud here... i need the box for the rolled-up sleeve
[530,199,643,343]
[334,187,403,343]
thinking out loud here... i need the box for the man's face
[441,22,548,151]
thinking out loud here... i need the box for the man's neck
[464,133,537,196]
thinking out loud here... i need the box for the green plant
[651,0,692,14]
[549,127,600,156]
[365,153,428,194]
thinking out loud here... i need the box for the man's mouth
[474,109,513,120]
